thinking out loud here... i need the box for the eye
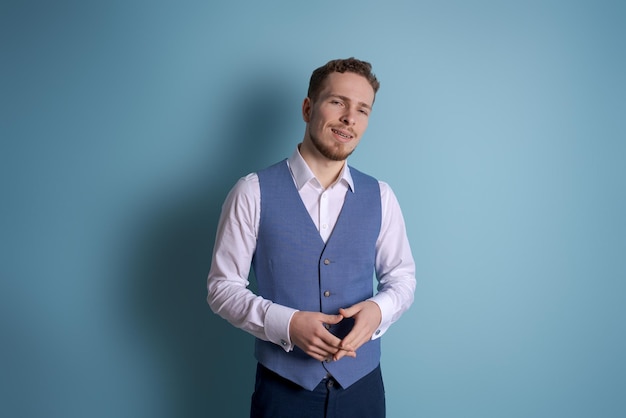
[358,109,369,116]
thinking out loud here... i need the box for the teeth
[333,129,351,138]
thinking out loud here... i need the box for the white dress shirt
[207,146,416,352]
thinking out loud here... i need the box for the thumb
[321,313,344,325]
[338,303,361,319]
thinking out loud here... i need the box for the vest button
[323,259,330,265]
[323,290,330,297]
[324,323,331,330]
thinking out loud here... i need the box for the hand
[289,311,355,362]
[334,301,382,361]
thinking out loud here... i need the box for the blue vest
[253,160,382,390]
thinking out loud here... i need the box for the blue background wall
[2,1,625,417]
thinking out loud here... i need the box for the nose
[340,108,356,126]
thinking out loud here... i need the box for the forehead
[318,72,375,106]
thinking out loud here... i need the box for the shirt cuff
[368,293,394,340]
[264,303,298,352]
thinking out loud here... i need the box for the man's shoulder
[228,172,259,198]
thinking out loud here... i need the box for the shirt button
[323,259,330,265]
[281,339,288,346]
[322,224,328,229]
[375,330,381,336]
[323,290,330,297]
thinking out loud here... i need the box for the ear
[302,97,312,123]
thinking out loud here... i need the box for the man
[207,58,416,418]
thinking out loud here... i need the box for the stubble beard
[310,132,356,162]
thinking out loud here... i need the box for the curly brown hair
[307,57,380,101]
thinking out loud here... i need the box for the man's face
[303,72,375,161]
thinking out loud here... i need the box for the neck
[298,141,345,189]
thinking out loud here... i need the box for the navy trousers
[250,363,385,418]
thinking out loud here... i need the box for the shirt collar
[287,145,355,192]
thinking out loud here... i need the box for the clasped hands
[288,301,381,362]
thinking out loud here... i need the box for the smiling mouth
[331,128,354,141]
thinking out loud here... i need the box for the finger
[316,328,354,361]
[320,313,344,325]
[318,330,343,351]
[339,328,365,353]
[339,320,372,352]
[311,328,345,354]
[340,301,381,351]
[333,347,357,361]
[338,305,361,319]
[304,339,340,361]
[308,350,330,362]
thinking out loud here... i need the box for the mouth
[331,128,354,143]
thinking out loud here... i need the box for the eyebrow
[329,94,373,110]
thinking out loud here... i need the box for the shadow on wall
[127,75,297,418]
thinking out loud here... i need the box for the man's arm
[335,181,416,360]
[207,174,296,350]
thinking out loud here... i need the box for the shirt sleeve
[206,174,297,351]
[368,181,417,339]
